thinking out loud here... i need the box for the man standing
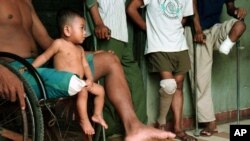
[127,0,197,140]
[186,0,246,136]
[86,0,147,139]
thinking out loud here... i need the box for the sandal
[154,122,167,131]
[175,131,197,141]
[200,128,218,136]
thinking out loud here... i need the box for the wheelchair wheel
[0,63,44,141]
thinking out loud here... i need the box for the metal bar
[236,40,240,124]
[193,38,200,136]
[188,16,200,136]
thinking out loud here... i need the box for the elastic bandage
[219,35,235,55]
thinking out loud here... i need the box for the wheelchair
[0,52,105,141]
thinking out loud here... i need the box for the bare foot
[125,124,176,141]
[92,114,108,129]
[79,119,95,135]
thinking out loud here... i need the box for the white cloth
[219,35,235,55]
[143,0,193,54]
[97,0,128,43]
[68,75,86,96]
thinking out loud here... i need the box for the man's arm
[226,1,247,21]
[126,0,146,31]
[27,0,53,50]
[192,0,206,44]
[0,65,25,109]
[88,2,111,40]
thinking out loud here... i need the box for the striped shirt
[97,0,128,43]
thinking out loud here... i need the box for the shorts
[68,75,86,96]
[147,50,190,75]
[8,54,94,99]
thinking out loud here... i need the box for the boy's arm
[192,0,205,44]
[82,49,93,82]
[127,0,146,31]
[32,41,59,68]
[226,1,247,21]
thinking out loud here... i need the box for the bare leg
[88,83,108,129]
[171,75,185,133]
[93,52,175,141]
[77,89,95,135]
[171,74,197,141]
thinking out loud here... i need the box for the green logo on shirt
[160,0,183,19]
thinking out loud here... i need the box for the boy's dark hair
[56,8,82,35]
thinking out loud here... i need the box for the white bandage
[219,35,235,55]
[68,75,86,96]
[160,79,177,95]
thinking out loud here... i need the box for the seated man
[0,64,25,110]
[0,0,175,140]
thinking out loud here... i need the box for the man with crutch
[186,0,247,137]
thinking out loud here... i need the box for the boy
[31,8,108,135]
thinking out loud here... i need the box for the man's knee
[98,51,120,64]
[234,20,246,34]
[108,52,120,64]
[160,79,177,95]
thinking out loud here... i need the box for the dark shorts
[8,54,94,99]
[147,50,190,75]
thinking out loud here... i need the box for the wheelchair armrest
[0,51,48,99]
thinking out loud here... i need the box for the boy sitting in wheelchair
[21,8,108,135]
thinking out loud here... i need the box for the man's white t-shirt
[143,0,193,54]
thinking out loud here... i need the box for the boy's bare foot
[125,124,175,141]
[92,114,108,129]
[80,119,95,135]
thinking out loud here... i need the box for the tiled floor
[175,119,250,141]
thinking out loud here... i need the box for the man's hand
[94,23,111,40]
[0,65,25,110]
[235,8,247,21]
[194,31,206,44]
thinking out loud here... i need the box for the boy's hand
[86,79,94,91]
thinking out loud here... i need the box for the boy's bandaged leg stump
[68,75,86,96]
[157,79,176,124]
[219,35,235,55]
